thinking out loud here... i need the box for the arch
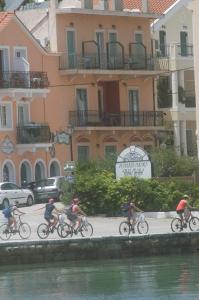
[76,135,90,143]
[19,160,32,186]
[2,160,16,183]
[130,135,142,143]
[34,160,46,181]
[49,160,61,177]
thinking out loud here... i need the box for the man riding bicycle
[2,201,24,231]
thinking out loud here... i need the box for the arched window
[50,161,61,177]
[35,161,46,181]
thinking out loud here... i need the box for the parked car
[27,176,67,203]
[0,182,34,209]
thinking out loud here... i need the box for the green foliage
[60,156,199,215]
[150,148,199,177]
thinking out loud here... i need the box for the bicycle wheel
[119,221,130,236]
[37,223,49,239]
[0,224,11,240]
[189,216,199,231]
[80,222,93,237]
[137,220,149,234]
[19,223,31,239]
[58,223,73,238]
[171,218,182,232]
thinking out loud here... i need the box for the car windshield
[45,179,56,186]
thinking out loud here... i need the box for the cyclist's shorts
[45,215,54,222]
[177,209,184,215]
[67,213,78,222]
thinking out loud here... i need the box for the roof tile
[123,0,177,14]
[0,12,14,31]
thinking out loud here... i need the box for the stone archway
[35,161,46,181]
[50,161,61,177]
[20,161,32,186]
[2,161,15,182]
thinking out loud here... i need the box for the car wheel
[26,195,33,206]
[2,199,10,209]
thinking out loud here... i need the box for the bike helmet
[14,200,19,207]
[48,198,54,204]
[183,194,189,199]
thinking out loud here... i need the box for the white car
[0,182,34,209]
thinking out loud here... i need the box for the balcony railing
[177,44,193,57]
[69,111,164,127]
[59,53,168,71]
[16,123,51,144]
[0,71,49,89]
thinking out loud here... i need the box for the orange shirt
[176,199,187,211]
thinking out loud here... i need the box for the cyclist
[66,197,86,230]
[126,200,143,232]
[2,201,24,231]
[176,194,195,228]
[38,198,61,230]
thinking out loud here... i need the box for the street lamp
[67,124,74,161]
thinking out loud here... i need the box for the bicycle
[0,213,31,240]
[60,216,93,238]
[37,214,72,239]
[171,209,199,232]
[119,213,149,236]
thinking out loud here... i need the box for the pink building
[0,1,176,185]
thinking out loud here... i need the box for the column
[171,71,179,110]
[173,121,181,155]
[180,120,187,155]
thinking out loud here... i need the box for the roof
[0,12,14,31]
[123,0,177,14]
[5,0,25,11]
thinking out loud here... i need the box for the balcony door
[108,32,117,68]
[13,47,28,72]
[129,89,139,126]
[96,31,105,68]
[0,48,9,81]
[180,31,188,56]
[18,103,29,125]
[159,30,166,57]
[66,30,76,68]
[76,88,88,125]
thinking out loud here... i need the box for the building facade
[152,0,197,156]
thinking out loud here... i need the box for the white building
[152,0,196,156]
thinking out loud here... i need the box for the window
[18,103,29,124]
[129,89,139,125]
[105,145,117,159]
[66,30,76,68]
[78,145,89,161]
[159,31,166,57]
[180,31,188,56]
[0,103,12,129]
[84,0,93,9]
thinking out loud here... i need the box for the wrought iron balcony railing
[69,111,164,127]
[0,71,49,89]
[17,123,51,144]
[59,52,168,71]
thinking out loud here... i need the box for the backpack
[2,207,11,218]
[64,205,73,217]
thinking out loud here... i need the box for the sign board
[116,145,151,179]
[64,161,75,172]
[54,132,70,145]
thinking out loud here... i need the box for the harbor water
[0,254,199,300]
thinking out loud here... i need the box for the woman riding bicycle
[176,194,195,228]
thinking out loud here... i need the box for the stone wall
[0,232,199,265]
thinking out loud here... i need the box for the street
[0,203,195,242]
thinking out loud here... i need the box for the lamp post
[67,124,74,161]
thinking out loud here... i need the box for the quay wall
[0,232,199,265]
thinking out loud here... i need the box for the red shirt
[176,199,187,211]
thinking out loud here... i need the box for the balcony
[0,71,49,89]
[16,123,51,144]
[69,111,164,127]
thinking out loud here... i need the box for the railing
[0,71,49,89]
[16,123,51,144]
[59,53,169,71]
[69,111,164,127]
[177,44,193,57]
